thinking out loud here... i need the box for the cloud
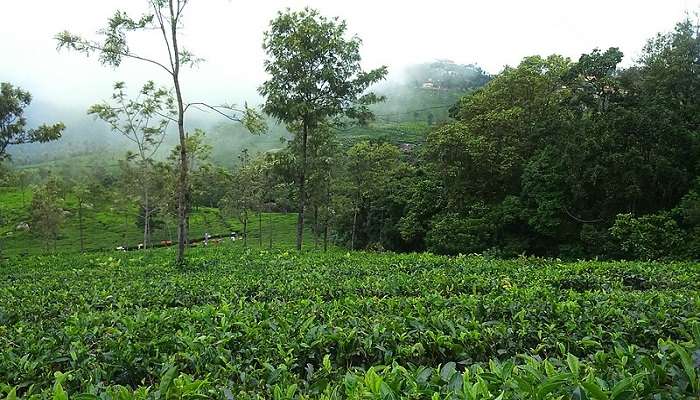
[0,0,694,112]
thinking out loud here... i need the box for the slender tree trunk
[296,119,309,251]
[313,205,319,249]
[171,2,188,265]
[269,212,273,249]
[378,208,383,247]
[243,214,248,247]
[164,218,172,243]
[123,210,129,248]
[323,214,329,253]
[78,199,85,253]
[143,187,150,250]
[259,211,262,247]
[351,207,358,251]
[324,182,330,253]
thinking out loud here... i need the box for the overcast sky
[1,0,697,112]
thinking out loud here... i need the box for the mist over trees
[1,7,699,262]
[55,0,266,264]
[3,5,700,399]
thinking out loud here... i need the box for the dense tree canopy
[383,19,700,259]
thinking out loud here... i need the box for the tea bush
[0,248,698,398]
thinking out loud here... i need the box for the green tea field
[0,186,315,256]
[1,249,698,399]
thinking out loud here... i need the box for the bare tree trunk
[323,215,329,253]
[78,198,85,253]
[296,119,309,251]
[243,214,248,247]
[164,217,173,243]
[378,208,383,247]
[324,182,330,253]
[20,180,26,208]
[171,1,188,265]
[351,207,358,251]
[123,210,129,248]
[313,205,319,249]
[143,187,150,250]
[269,212,273,249]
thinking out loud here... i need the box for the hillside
[7,61,490,172]
[0,248,698,398]
[0,186,316,256]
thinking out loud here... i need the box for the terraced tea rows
[0,248,698,399]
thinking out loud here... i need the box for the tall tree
[340,141,401,250]
[259,7,388,250]
[89,81,173,249]
[56,0,265,264]
[220,151,264,247]
[0,82,64,162]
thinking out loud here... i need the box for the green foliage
[425,212,493,255]
[398,18,700,259]
[259,8,388,126]
[0,249,698,398]
[29,177,64,252]
[88,81,175,154]
[259,7,388,250]
[610,213,684,260]
[0,183,311,255]
[0,82,64,161]
[403,61,491,91]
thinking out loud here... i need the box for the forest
[0,1,699,399]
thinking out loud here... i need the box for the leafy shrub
[425,213,493,255]
[610,213,684,260]
[0,248,698,398]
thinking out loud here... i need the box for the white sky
[0,0,697,111]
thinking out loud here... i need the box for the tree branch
[563,206,603,224]
[61,39,174,76]
[184,102,245,122]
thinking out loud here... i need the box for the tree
[220,151,264,248]
[610,213,684,260]
[71,183,92,253]
[259,7,388,250]
[56,0,265,264]
[30,177,65,253]
[339,141,401,250]
[305,124,338,250]
[89,81,174,249]
[0,82,64,162]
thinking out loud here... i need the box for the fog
[2,1,694,105]
[0,0,696,155]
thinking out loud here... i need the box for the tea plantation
[0,248,698,399]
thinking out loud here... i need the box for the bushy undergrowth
[0,248,698,398]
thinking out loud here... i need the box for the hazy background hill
[8,60,491,170]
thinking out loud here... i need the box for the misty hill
[8,60,490,169]
[373,60,490,121]
[336,60,491,145]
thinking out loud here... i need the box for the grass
[337,121,433,146]
[0,186,317,256]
